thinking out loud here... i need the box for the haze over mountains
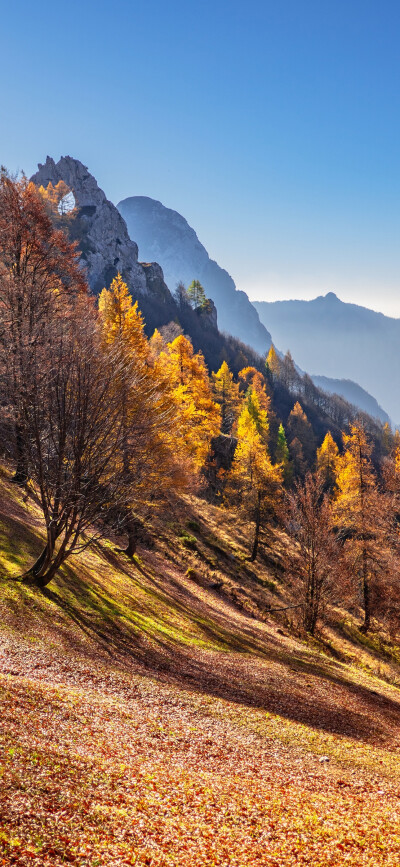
[29,157,392,426]
[254,294,398,424]
[117,196,272,356]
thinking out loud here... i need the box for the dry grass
[1,467,400,865]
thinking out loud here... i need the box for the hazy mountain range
[29,157,391,426]
[117,196,272,356]
[254,293,397,424]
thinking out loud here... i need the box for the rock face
[117,196,272,356]
[31,157,164,302]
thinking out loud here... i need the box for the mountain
[30,157,265,376]
[254,293,398,424]
[311,376,390,425]
[117,195,272,356]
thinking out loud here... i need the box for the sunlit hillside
[2,466,400,866]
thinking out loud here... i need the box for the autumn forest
[2,172,400,865]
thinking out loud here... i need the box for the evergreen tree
[187,279,208,309]
[276,423,291,483]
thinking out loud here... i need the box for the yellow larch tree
[159,334,221,471]
[212,361,240,434]
[98,275,188,555]
[228,398,282,561]
[334,422,390,631]
[265,344,281,381]
[316,431,339,491]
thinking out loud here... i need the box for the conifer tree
[159,334,221,470]
[316,431,339,491]
[99,275,186,555]
[212,361,240,434]
[228,402,282,561]
[287,401,316,469]
[284,472,339,634]
[265,344,281,382]
[187,279,207,309]
[334,422,390,631]
[275,423,291,483]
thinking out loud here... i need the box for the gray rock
[117,195,272,356]
[31,156,148,297]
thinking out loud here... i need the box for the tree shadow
[37,544,400,748]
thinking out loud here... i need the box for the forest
[1,171,399,636]
[3,172,400,867]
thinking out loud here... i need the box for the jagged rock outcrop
[117,195,272,356]
[31,156,176,306]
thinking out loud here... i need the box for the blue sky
[2,0,400,315]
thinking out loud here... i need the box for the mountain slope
[118,195,272,356]
[2,469,400,864]
[311,375,390,425]
[254,293,399,423]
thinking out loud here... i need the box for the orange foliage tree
[228,391,282,561]
[334,422,392,632]
[159,335,221,472]
[99,275,189,555]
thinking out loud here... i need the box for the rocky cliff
[30,156,265,376]
[117,195,272,356]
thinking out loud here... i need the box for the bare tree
[284,472,339,635]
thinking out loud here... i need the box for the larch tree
[228,399,282,561]
[265,344,281,382]
[287,401,316,469]
[159,334,221,472]
[212,361,240,434]
[316,431,339,491]
[284,472,339,635]
[334,422,391,632]
[99,275,188,556]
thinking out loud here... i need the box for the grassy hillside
[1,466,400,866]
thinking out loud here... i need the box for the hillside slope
[2,470,400,865]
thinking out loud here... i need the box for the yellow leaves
[99,274,149,361]
[159,335,221,471]
[230,401,281,498]
[316,431,339,488]
[211,362,240,433]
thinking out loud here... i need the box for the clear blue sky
[2,0,400,315]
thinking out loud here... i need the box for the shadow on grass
[33,541,400,748]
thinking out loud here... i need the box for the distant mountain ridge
[310,376,390,426]
[117,195,272,356]
[254,293,398,424]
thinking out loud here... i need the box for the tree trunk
[120,516,140,558]
[360,547,371,632]
[22,524,58,584]
[12,423,28,485]
[250,500,261,562]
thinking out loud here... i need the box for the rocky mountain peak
[118,195,272,356]
[31,156,146,296]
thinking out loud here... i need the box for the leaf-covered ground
[1,469,400,865]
